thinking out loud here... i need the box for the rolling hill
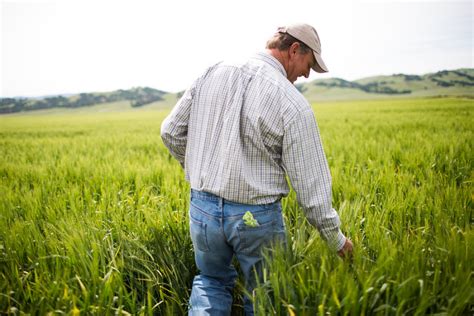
[297,68,474,102]
[1,69,473,114]
[0,87,171,114]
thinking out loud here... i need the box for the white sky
[1,0,473,97]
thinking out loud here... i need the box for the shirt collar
[253,51,287,78]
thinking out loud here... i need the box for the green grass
[0,98,472,315]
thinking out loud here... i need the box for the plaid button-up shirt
[161,52,346,250]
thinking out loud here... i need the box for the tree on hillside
[74,93,96,107]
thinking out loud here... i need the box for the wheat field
[0,97,472,315]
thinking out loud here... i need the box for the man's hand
[337,238,353,259]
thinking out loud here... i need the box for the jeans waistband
[191,189,221,202]
[190,189,281,207]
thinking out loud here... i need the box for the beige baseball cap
[277,23,328,73]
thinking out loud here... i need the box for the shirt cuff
[327,230,346,252]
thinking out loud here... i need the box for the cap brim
[312,51,328,73]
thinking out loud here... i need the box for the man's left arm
[160,86,194,167]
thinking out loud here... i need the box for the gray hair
[266,32,312,54]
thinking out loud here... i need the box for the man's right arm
[281,108,348,253]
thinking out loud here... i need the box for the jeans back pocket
[190,218,210,252]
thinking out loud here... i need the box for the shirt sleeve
[160,85,194,168]
[282,108,346,251]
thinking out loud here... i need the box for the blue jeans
[188,189,286,316]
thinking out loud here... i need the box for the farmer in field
[161,23,353,315]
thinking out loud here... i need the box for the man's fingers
[338,239,353,258]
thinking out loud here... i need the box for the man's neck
[266,48,289,74]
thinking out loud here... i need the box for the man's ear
[289,42,300,57]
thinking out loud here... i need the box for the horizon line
[2,67,472,100]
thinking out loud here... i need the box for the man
[161,23,353,315]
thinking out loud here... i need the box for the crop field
[0,97,472,315]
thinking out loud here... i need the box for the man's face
[287,49,315,84]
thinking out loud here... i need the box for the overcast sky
[1,0,472,97]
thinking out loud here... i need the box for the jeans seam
[190,200,217,220]
[225,208,280,220]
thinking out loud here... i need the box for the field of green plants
[0,97,472,315]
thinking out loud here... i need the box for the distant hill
[297,68,474,102]
[0,87,168,114]
[1,69,473,114]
